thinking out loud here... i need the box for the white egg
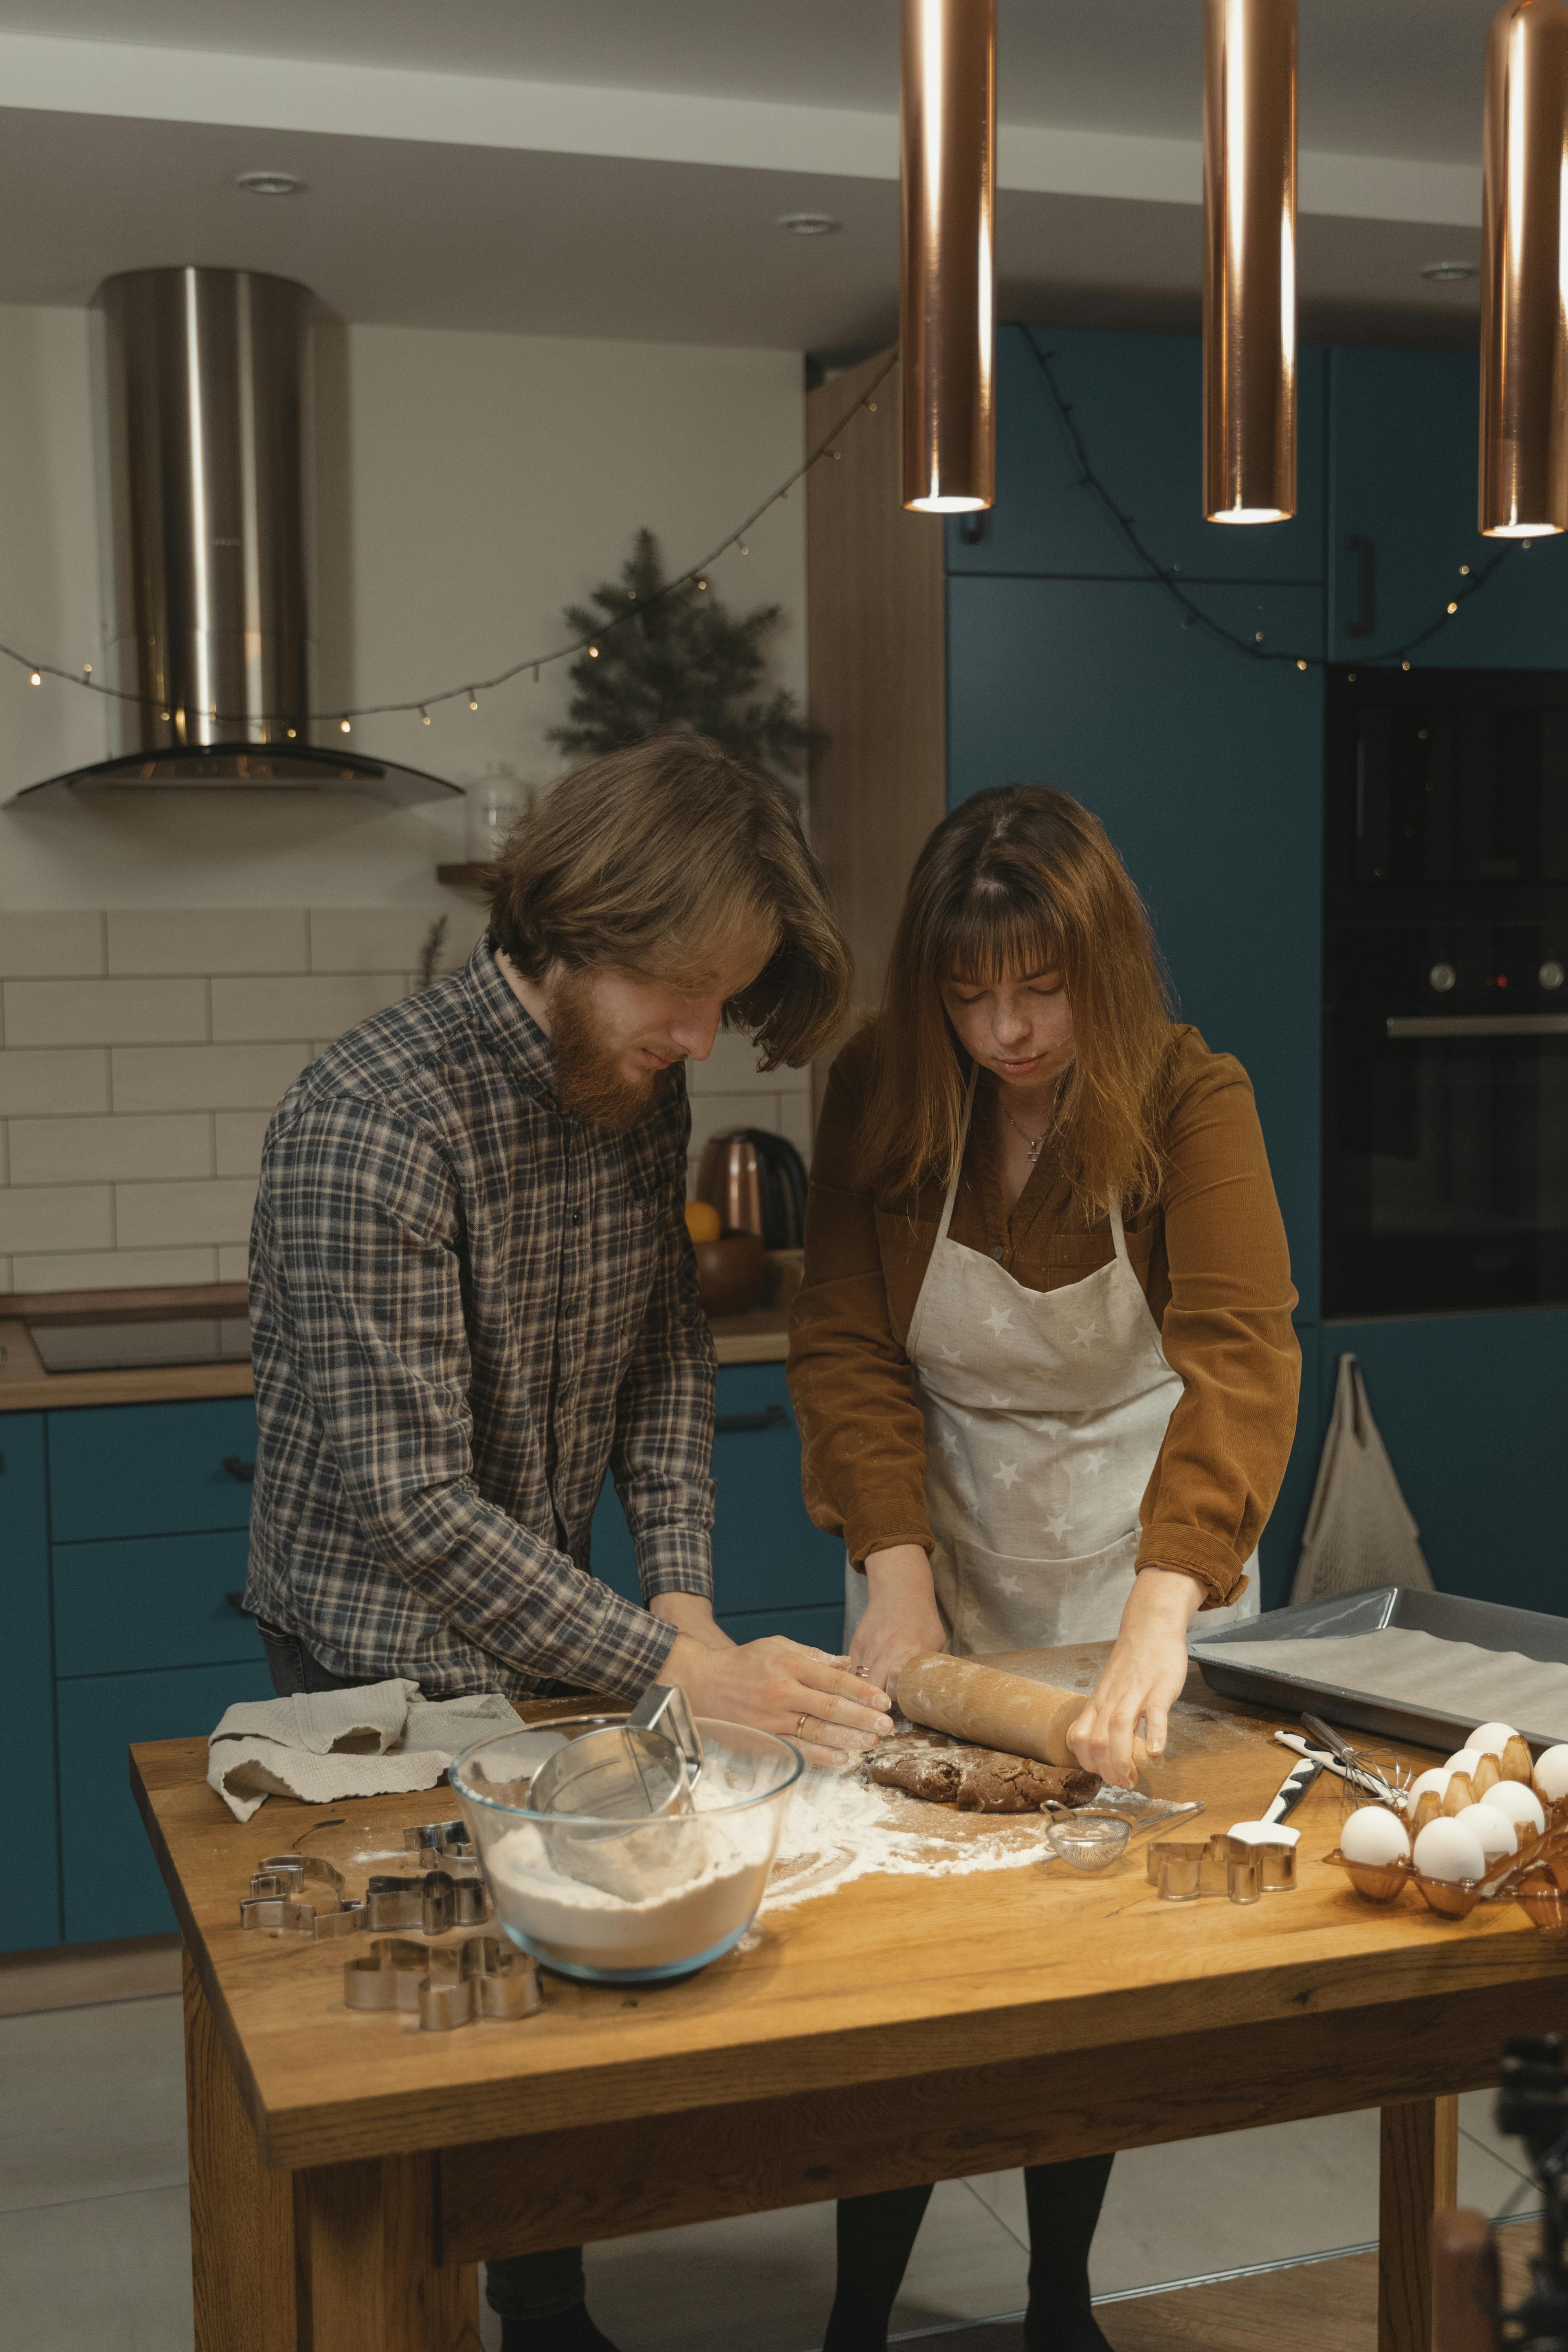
[1479,1780,1546,1835]
[1454,1802,1517,1863]
[1445,1749,1484,1777]
[1408,1768,1452,1800]
[1340,1806,1411,1866]
[1533,1745,1568,1803]
[1412,1816,1488,1883]
[1471,1721,1518,1756]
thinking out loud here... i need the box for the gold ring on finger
[796,1713,810,1739]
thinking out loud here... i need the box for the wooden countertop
[0,1302,788,1413]
[132,1650,1568,2177]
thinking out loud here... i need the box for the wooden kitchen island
[133,1656,1568,2352]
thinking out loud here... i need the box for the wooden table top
[132,1648,1568,2174]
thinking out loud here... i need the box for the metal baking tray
[1189,1585,1568,1757]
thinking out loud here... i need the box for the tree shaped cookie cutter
[343,1934,543,2031]
[239,1851,493,1938]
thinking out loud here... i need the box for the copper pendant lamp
[1480,0,1568,538]
[900,0,996,512]
[1202,0,1298,524]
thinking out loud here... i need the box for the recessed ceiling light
[1420,259,1477,282]
[778,213,842,237]
[236,170,308,198]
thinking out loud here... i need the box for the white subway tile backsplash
[8,1113,213,1187]
[115,1177,257,1250]
[687,1029,783,1098]
[112,1041,312,1113]
[4,977,208,1048]
[0,1048,110,1117]
[0,1257,11,1294]
[310,908,484,974]
[0,911,105,979]
[107,909,309,977]
[10,1246,219,1293]
[217,1243,250,1282]
[211,973,405,1043]
[776,1092,817,1161]
[215,1109,273,1178]
[0,1185,113,1255]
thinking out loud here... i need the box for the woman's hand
[662,1632,893,1770]
[849,1545,948,1700]
[1067,1567,1206,1784]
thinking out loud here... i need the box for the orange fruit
[684,1199,722,1243]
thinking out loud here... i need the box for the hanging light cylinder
[1479,0,1568,537]
[900,0,996,512]
[1202,0,1297,524]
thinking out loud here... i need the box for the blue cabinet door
[56,1659,273,1944]
[946,575,1324,1316]
[1317,1311,1568,1616]
[1257,1321,1322,1612]
[52,1529,262,1677]
[48,1397,258,1542]
[1327,346,1568,666]
[1,1415,60,1951]
[590,1364,843,1621]
[949,326,1325,587]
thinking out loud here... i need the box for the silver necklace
[997,1080,1061,1164]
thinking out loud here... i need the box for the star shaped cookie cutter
[343,1934,543,2031]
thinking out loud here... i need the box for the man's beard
[547,972,681,1131]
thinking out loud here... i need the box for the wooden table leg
[183,1945,299,2352]
[1379,2094,1459,2352]
[297,2154,482,2352]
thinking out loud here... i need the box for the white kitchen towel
[207,1678,523,1822]
[1290,1354,1433,1605]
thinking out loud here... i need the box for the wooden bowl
[694,1232,770,1317]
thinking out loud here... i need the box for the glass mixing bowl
[451,1714,803,1985]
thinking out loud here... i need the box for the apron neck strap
[1108,1191,1128,1263]
[933,1064,979,1249]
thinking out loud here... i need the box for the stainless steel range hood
[18,266,458,807]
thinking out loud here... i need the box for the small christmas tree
[547,528,818,778]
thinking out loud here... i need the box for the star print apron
[845,1080,1259,1655]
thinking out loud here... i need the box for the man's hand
[648,1591,734,1651]
[1066,1567,1206,1784]
[849,1545,947,1699]
[663,1633,893,1770]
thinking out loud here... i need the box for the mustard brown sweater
[786,1023,1301,1609]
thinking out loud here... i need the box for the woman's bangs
[936,882,1060,990]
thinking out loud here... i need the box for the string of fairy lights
[1022,332,1520,675]
[0,348,899,736]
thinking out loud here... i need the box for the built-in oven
[1324,667,1568,1318]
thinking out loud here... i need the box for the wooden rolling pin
[895,1651,1150,1779]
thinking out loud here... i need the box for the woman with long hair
[788,786,1300,2352]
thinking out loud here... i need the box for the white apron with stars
[845,1079,1259,1656]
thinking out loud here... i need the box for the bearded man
[244,735,890,2352]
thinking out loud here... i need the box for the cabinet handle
[714,1404,789,1437]
[1345,534,1375,638]
[222,1456,256,1484]
[224,1590,251,1615]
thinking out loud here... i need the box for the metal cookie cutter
[1225,1823,1300,1892]
[1147,1835,1267,1906]
[343,1934,543,2031]
[363,1868,492,1934]
[403,1820,477,1864]
[526,1683,708,1901]
[241,1854,366,1938]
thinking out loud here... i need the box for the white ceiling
[0,2,1501,352]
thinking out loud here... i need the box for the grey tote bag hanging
[1289,1355,1433,1605]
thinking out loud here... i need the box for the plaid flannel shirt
[244,935,717,1700]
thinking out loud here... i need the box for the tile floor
[0,1990,1535,2352]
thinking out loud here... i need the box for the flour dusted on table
[761,1756,1061,1910]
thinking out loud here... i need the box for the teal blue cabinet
[49,1397,257,1541]
[1327,346,1568,666]
[52,1529,261,1677]
[55,1661,272,1943]
[950,326,1325,586]
[946,575,1324,1318]
[2,1417,60,1952]
[592,1364,845,1646]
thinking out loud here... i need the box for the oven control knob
[1542,960,1566,992]
[1428,962,1458,994]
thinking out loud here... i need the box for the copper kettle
[695,1129,808,1248]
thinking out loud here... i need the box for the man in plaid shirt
[246,736,890,2352]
